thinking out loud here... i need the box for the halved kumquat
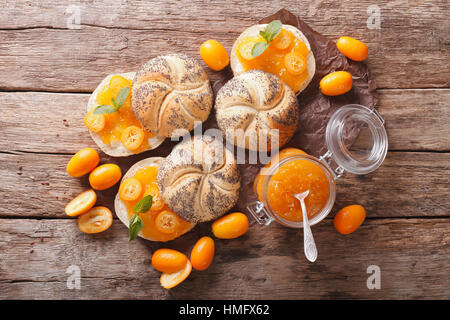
[152,248,188,273]
[65,189,97,217]
[119,178,143,201]
[121,125,145,150]
[160,259,192,289]
[77,206,113,234]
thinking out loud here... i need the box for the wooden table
[0,1,449,300]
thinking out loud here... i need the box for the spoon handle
[299,199,318,262]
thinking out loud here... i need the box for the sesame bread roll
[131,53,214,138]
[157,135,241,223]
[215,70,300,152]
[86,72,165,157]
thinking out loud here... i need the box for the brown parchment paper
[112,8,377,225]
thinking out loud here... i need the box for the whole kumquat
[190,236,215,271]
[152,248,188,273]
[336,36,368,61]
[200,39,229,71]
[320,71,353,96]
[334,204,366,235]
[65,189,97,217]
[212,212,249,239]
[66,148,100,177]
[89,163,122,190]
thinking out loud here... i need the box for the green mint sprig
[93,86,129,115]
[129,195,153,241]
[251,20,282,58]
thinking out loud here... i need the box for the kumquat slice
[65,189,97,217]
[77,206,113,234]
[121,125,145,150]
[119,178,143,201]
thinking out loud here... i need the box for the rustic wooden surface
[0,0,449,300]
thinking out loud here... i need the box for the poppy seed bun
[114,157,196,241]
[86,72,165,157]
[215,70,300,152]
[230,24,315,95]
[157,135,240,223]
[131,54,214,138]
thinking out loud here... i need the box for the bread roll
[157,135,240,223]
[86,72,165,157]
[114,157,196,241]
[131,53,213,138]
[215,70,300,152]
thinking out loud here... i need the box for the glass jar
[247,104,388,228]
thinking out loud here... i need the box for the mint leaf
[129,214,144,241]
[93,104,117,115]
[111,97,118,109]
[265,20,282,42]
[129,195,153,240]
[252,41,269,57]
[92,86,129,116]
[115,87,129,110]
[133,195,153,213]
[259,30,269,42]
[252,20,283,57]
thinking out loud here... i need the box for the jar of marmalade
[247,104,388,228]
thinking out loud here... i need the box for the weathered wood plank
[0,218,448,299]
[335,151,450,217]
[374,89,450,151]
[0,151,448,218]
[0,92,91,154]
[1,89,448,154]
[0,1,448,91]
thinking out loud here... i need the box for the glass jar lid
[325,104,388,175]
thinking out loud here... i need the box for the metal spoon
[294,190,318,262]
